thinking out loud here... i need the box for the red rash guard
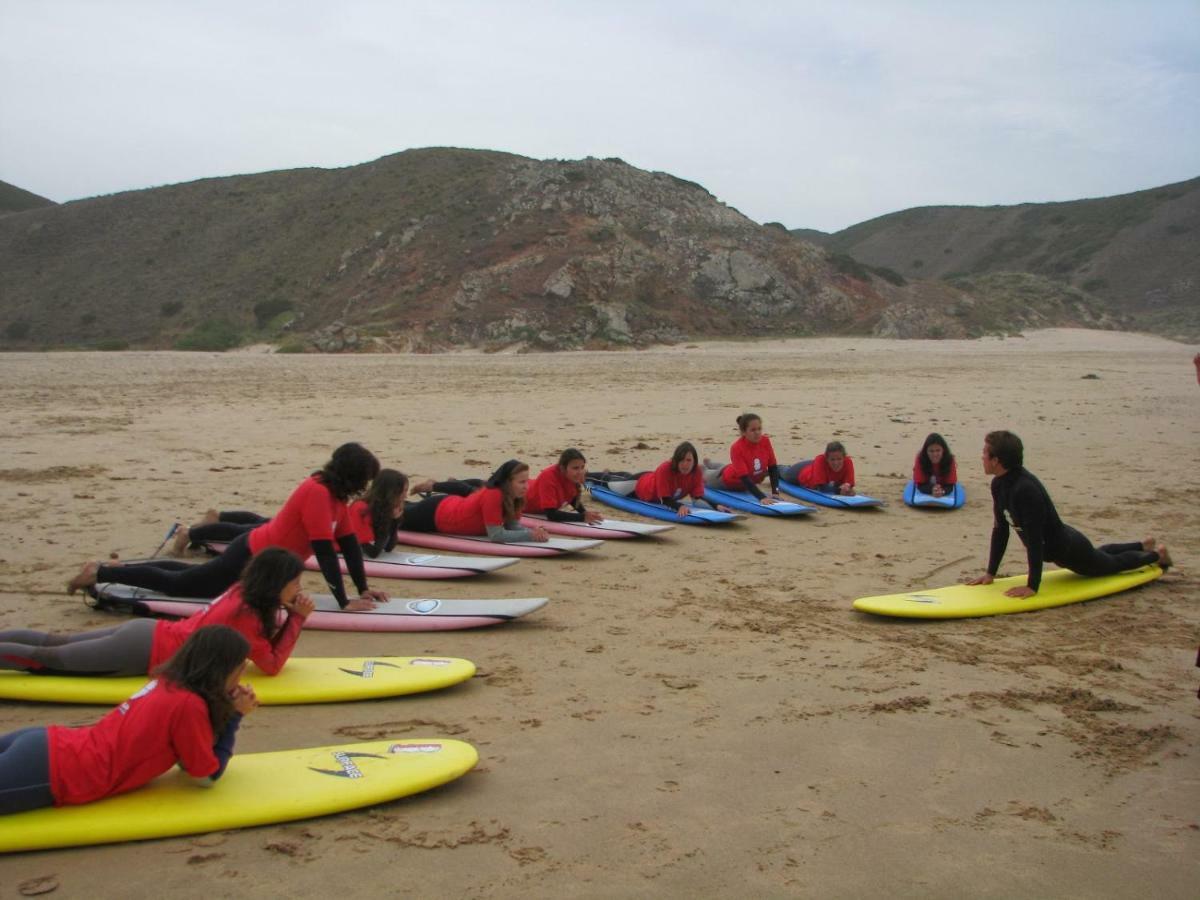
[149,584,303,675]
[48,679,217,805]
[248,476,353,558]
[524,465,580,514]
[636,460,706,503]
[798,454,855,489]
[434,487,506,535]
[912,454,957,487]
[347,499,375,544]
[721,435,778,489]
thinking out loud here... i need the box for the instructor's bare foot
[1142,535,1156,552]
[67,561,100,594]
[1156,543,1172,571]
[170,523,191,557]
[202,508,219,525]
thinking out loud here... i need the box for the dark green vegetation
[798,177,1200,339]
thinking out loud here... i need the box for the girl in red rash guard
[912,433,958,497]
[781,441,857,495]
[636,441,731,517]
[0,625,259,815]
[524,449,603,524]
[702,412,784,505]
[402,459,550,543]
[68,443,386,611]
[1,549,313,677]
[173,470,410,561]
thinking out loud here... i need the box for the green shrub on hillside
[4,320,31,340]
[174,319,242,351]
[253,298,294,328]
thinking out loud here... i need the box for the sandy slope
[0,329,1196,897]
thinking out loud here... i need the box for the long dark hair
[239,547,305,639]
[154,625,249,733]
[917,433,955,479]
[366,468,408,546]
[671,441,699,473]
[486,459,529,522]
[314,442,380,502]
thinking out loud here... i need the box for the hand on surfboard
[1004,586,1037,598]
[583,509,604,524]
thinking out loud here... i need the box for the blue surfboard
[903,481,964,509]
[701,487,815,517]
[586,483,741,525]
[778,481,885,508]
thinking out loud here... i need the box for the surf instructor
[967,430,1170,598]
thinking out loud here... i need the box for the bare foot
[1141,535,1156,552]
[410,478,435,494]
[170,524,191,557]
[67,561,100,594]
[1156,543,1172,571]
[202,508,219,525]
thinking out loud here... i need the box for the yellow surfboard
[0,738,477,853]
[852,565,1163,619]
[0,656,475,705]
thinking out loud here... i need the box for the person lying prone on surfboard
[702,412,785,505]
[781,441,857,495]
[635,441,733,517]
[69,442,387,611]
[2,549,313,677]
[966,430,1171,598]
[524,448,605,524]
[0,625,259,815]
[175,469,412,561]
[912,433,958,498]
[402,460,550,543]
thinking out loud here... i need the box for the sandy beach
[0,328,1197,898]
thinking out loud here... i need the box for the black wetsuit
[987,466,1160,592]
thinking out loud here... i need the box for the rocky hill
[802,177,1200,338]
[0,150,1124,351]
[0,180,55,216]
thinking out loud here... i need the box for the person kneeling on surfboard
[967,430,1171,598]
[702,412,784,505]
[1,548,313,677]
[912,433,958,498]
[0,625,259,815]
[402,460,550,543]
[781,441,857,495]
[524,448,605,524]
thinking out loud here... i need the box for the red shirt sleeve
[170,692,221,778]
[842,457,855,487]
[913,453,924,484]
[246,611,304,676]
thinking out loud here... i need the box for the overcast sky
[1,0,1197,231]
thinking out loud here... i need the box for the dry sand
[0,328,1197,898]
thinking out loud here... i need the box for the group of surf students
[0,426,1174,817]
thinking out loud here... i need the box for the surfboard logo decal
[309,751,384,778]
[407,599,442,615]
[409,555,438,564]
[338,661,404,678]
[410,658,451,666]
[388,743,443,754]
[904,594,939,604]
